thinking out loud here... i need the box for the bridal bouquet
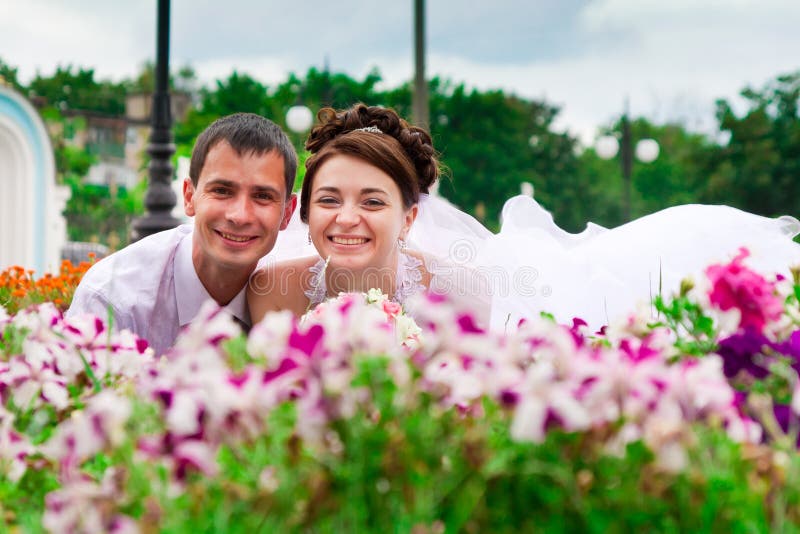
[301,288,422,348]
[2,250,800,531]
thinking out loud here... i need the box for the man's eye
[212,187,231,195]
[254,192,275,201]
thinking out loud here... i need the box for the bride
[248,104,491,326]
[250,103,800,330]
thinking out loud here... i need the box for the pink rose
[382,300,402,317]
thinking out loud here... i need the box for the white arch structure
[0,86,69,273]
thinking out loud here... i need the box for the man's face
[184,140,296,278]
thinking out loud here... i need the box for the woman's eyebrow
[314,186,340,194]
[360,187,389,195]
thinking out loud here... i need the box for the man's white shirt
[67,225,250,356]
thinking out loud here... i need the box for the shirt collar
[174,232,251,328]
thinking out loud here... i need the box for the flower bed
[2,250,800,532]
[0,257,94,315]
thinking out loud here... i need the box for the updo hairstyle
[299,103,439,223]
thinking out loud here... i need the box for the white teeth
[331,237,368,245]
[220,232,251,243]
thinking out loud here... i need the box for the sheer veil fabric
[488,196,800,330]
[263,194,800,331]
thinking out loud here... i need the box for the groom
[67,113,298,355]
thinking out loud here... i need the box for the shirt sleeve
[66,284,133,333]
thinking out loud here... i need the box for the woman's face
[308,154,416,273]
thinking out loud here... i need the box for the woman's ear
[402,204,419,238]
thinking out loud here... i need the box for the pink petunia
[705,248,783,332]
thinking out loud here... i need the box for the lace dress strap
[303,258,328,307]
[303,252,425,307]
[394,252,425,304]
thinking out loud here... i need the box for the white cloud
[1,0,798,144]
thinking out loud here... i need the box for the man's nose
[226,195,253,225]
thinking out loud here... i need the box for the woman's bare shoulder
[248,256,320,318]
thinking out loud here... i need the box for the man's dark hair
[189,113,297,197]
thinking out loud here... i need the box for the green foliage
[63,176,146,248]
[124,61,198,94]
[705,72,800,217]
[0,57,24,91]
[28,64,126,115]
[5,54,800,236]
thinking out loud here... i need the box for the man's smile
[216,230,257,243]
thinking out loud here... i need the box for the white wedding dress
[267,193,800,331]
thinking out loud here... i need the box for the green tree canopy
[0,57,24,91]
[704,72,800,217]
[28,65,126,115]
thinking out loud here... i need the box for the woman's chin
[329,255,370,271]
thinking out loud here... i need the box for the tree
[28,65,126,115]
[174,71,271,150]
[0,57,24,91]
[382,80,582,231]
[579,118,717,228]
[704,72,800,217]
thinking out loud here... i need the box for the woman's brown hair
[299,104,439,222]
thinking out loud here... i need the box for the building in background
[0,84,69,272]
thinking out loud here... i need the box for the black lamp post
[412,0,428,129]
[595,103,659,222]
[131,0,181,241]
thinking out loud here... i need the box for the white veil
[488,197,800,330]
[263,191,800,332]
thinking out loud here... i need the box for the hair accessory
[354,125,383,134]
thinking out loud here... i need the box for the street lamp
[595,110,659,222]
[520,181,534,197]
[286,105,313,134]
[131,0,181,241]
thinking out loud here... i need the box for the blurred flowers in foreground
[1,249,800,531]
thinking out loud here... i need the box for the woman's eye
[317,197,339,204]
[364,198,386,207]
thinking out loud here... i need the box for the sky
[2,0,799,144]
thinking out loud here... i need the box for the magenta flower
[705,248,783,332]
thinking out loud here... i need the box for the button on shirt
[67,225,251,356]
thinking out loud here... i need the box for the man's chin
[214,249,267,272]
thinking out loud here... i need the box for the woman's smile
[328,235,370,246]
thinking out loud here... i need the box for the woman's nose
[335,204,360,226]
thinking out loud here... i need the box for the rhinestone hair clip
[353,125,383,134]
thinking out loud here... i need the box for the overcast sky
[2,0,799,143]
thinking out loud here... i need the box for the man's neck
[193,260,253,306]
[203,272,249,306]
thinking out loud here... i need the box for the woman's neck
[324,250,400,297]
